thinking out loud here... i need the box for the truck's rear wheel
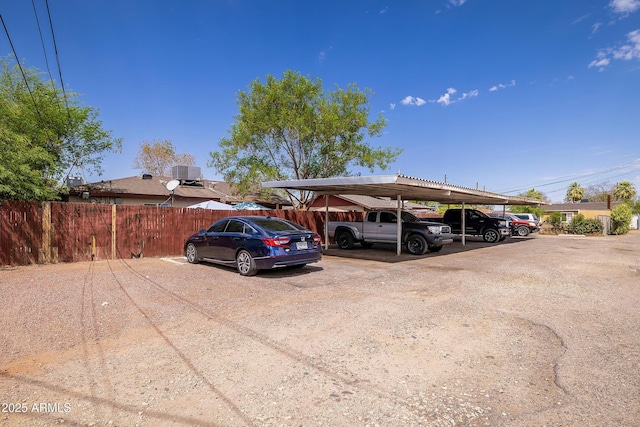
[516,226,530,237]
[336,231,354,249]
[483,228,500,243]
[407,234,428,255]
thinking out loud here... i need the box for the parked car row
[183,210,540,276]
[487,212,540,236]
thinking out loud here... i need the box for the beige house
[542,201,621,223]
[64,174,290,208]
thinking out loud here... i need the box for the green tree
[132,139,196,176]
[625,199,640,215]
[565,182,584,203]
[612,181,636,201]
[509,188,548,218]
[209,70,401,208]
[610,203,632,235]
[0,56,121,201]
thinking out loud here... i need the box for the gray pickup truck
[327,210,453,255]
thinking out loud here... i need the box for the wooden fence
[0,201,363,266]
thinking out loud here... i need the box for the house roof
[68,175,290,205]
[329,194,433,210]
[544,201,621,212]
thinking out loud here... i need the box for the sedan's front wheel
[236,250,258,276]
[185,243,199,264]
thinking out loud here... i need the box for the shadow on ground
[321,235,537,263]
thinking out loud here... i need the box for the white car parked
[512,213,542,227]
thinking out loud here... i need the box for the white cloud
[458,89,479,101]
[400,96,426,106]
[318,45,333,63]
[589,29,640,70]
[489,80,516,92]
[613,29,640,59]
[390,103,396,110]
[431,87,478,106]
[449,0,467,6]
[436,88,457,106]
[379,6,389,14]
[572,14,590,24]
[589,56,612,71]
[610,0,640,15]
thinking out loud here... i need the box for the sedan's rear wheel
[236,250,257,276]
[185,243,199,264]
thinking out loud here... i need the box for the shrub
[611,204,632,235]
[568,214,603,235]
[548,212,563,227]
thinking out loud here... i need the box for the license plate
[295,241,309,250]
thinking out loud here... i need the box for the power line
[496,157,640,195]
[45,0,71,122]
[31,0,57,91]
[0,12,44,123]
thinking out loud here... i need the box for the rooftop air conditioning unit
[66,177,85,187]
[172,166,201,181]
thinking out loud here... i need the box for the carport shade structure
[262,174,548,255]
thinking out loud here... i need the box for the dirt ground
[1,232,639,426]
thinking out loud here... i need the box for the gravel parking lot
[1,232,639,426]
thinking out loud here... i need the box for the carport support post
[397,195,402,255]
[324,194,329,250]
[461,202,466,246]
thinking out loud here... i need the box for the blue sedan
[184,216,322,276]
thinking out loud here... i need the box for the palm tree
[613,181,637,201]
[565,182,584,203]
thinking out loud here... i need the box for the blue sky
[1,0,639,202]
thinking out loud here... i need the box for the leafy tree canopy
[132,139,195,176]
[208,70,401,208]
[0,56,121,201]
[509,188,548,218]
[565,181,585,203]
[574,181,638,203]
[613,180,636,201]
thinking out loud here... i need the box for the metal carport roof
[262,174,546,206]
[262,174,548,255]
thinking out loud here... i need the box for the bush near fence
[0,201,363,266]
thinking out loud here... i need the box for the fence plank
[0,201,42,265]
